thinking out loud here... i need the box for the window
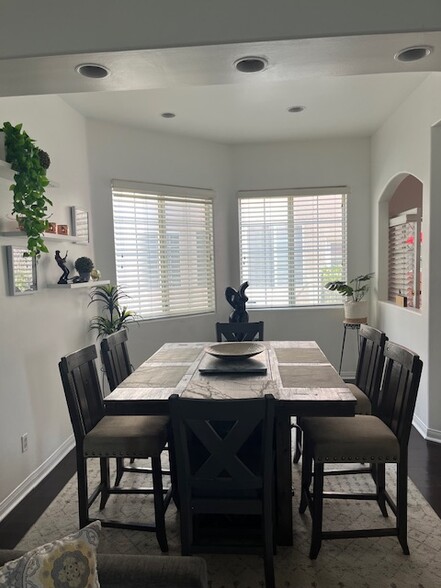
[238,188,347,307]
[112,180,215,319]
[388,208,422,309]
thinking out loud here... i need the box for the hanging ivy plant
[1,122,52,256]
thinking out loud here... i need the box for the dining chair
[59,344,172,552]
[169,393,276,588]
[293,324,388,464]
[299,341,423,559]
[215,321,264,342]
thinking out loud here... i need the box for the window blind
[388,209,421,309]
[112,183,215,319]
[238,190,347,307]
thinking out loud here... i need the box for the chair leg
[292,423,302,464]
[77,452,89,528]
[151,456,168,553]
[99,458,111,509]
[374,463,388,517]
[263,495,275,588]
[115,458,124,486]
[309,462,324,559]
[397,459,410,555]
[299,441,312,514]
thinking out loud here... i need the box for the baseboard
[0,435,75,521]
[413,414,441,444]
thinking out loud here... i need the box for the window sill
[378,300,422,315]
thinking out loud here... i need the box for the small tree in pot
[325,273,374,320]
[88,284,139,337]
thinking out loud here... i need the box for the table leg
[275,413,293,545]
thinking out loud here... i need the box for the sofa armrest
[0,550,208,588]
[97,554,207,588]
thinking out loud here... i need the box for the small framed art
[71,206,89,243]
[6,246,38,296]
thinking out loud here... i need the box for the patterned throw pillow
[0,521,101,588]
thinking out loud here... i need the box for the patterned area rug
[16,460,441,588]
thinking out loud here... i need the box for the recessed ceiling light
[234,56,268,73]
[161,112,176,119]
[288,106,305,113]
[75,63,110,79]
[394,45,433,62]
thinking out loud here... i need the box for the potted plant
[88,284,139,337]
[1,122,52,257]
[324,272,374,320]
[74,256,94,282]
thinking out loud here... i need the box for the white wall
[1,1,440,58]
[85,120,234,369]
[230,138,371,369]
[87,124,370,372]
[371,73,441,440]
[0,96,96,514]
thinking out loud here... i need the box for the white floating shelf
[0,231,81,243]
[47,280,110,289]
[0,159,59,187]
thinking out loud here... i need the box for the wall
[230,138,371,369]
[1,1,440,58]
[0,96,95,515]
[85,120,234,369]
[371,73,441,440]
[87,124,370,372]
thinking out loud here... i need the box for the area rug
[16,460,441,588]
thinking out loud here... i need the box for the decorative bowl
[205,342,265,360]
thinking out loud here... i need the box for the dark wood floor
[0,427,440,549]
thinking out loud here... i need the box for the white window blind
[388,208,421,309]
[112,182,215,319]
[238,189,347,307]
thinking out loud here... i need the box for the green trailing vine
[2,122,52,257]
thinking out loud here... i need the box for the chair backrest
[100,329,133,392]
[169,394,275,507]
[215,321,264,342]
[355,324,388,411]
[376,341,423,447]
[59,345,104,444]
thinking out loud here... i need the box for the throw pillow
[0,521,101,588]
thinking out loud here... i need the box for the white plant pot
[344,300,368,321]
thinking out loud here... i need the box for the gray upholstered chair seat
[301,415,400,463]
[84,415,169,457]
[347,383,371,415]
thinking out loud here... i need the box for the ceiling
[2,31,440,144]
[60,73,428,144]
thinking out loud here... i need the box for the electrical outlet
[21,433,28,453]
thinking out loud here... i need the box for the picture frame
[6,246,38,296]
[71,206,89,243]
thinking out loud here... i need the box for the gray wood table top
[105,341,355,416]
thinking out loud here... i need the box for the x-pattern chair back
[185,416,265,490]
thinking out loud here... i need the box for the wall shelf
[0,231,81,243]
[47,280,110,289]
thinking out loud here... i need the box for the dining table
[104,340,356,546]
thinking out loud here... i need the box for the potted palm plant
[88,284,139,337]
[324,273,374,320]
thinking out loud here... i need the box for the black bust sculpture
[55,250,70,284]
[225,281,249,323]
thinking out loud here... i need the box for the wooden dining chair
[293,324,388,464]
[215,321,264,342]
[169,393,276,588]
[59,344,172,552]
[299,341,423,559]
[101,330,172,486]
